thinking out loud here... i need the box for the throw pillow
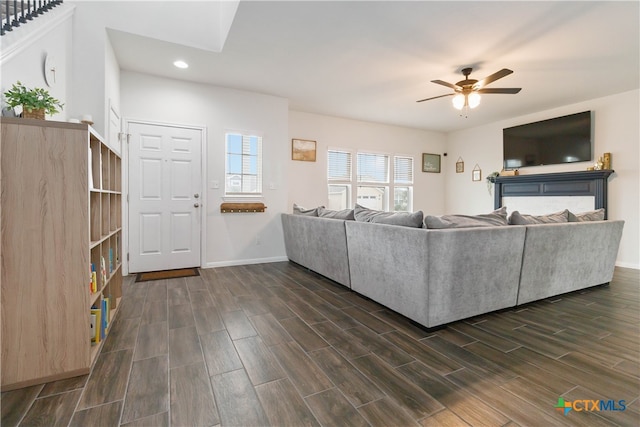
[424,207,508,229]
[293,203,323,216]
[317,207,355,220]
[568,208,605,222]
[508,209,569,225]
[353,204,424,228]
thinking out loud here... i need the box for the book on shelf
[90,263,98,293]
[90,307,101,344]
[101,299,108,339]
[109,248,113,273]
[100,256,107,283]
[90,313,96,341]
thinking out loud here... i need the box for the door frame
[122,118,207,276]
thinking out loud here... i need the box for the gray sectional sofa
[281,211,624,329]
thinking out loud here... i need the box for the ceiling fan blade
[416,93,455,103]
[431,79,461,90]
[476,88,521,94]
[473,68,513,89]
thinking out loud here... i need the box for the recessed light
[173,60,189,69]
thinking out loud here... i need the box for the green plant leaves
[3,81,64,115]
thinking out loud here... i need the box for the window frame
[224,131,263,197]
[327,148,414,212]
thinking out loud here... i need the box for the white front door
[128,122,202,273]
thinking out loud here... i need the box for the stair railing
[1,0,63,36]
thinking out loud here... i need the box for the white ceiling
[108,1,639,133]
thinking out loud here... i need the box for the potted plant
[3,81,64,119]
[486,171,500,195]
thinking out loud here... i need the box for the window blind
[357,153,388,183]
[394,156,414,184]
[328,150,352,181]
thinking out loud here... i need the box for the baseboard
[204,256,289,269]
[615,261,640,270]
[616,261,640,270]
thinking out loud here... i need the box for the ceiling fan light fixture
[452,93,465,110]
[468,92,481,108]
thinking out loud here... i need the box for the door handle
[194,193,200,199]
[194,203,200,208]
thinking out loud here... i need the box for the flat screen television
[503,111,592,169]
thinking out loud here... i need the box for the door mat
[135,268,200,282]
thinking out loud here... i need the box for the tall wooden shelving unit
[1,118,123,391]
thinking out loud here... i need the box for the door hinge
[127,253,129,261]
[126,194,129,203]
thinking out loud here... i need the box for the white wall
[288,111,447,214]
[445,90,640,269]
[0,6,73,122]
[121,71,289,267]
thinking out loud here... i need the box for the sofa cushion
[424,207,508,229]
[508,209,569,225]
[318,207,355,220]
[293,203,323,216]
[568,208,605,222]
[354,204,424,228]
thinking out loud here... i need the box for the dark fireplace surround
[493,170,614,219]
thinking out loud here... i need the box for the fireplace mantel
[493,170,614,219]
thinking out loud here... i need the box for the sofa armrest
[517,220,624,304]
[281,213,351,287]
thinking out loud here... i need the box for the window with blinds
[357,153,389,183]
[327,150,352,210]
[328,149,414,212]
[328,150,352,181]
[394,156,414,212]
[225,133,263,195]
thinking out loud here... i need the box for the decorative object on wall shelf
[603,152,611,170]
[594,157,604,170]
[3,81,64,119]
[472,164,482,182]
[500,169,518,176]
[220,202,267,213]
[292,138,317,162]
[456,157,464,173]
[422,153,441,173]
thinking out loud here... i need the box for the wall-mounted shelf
[220,202,267,213]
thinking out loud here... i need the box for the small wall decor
[292,138,317,162]
[422,153,441,173]
[456,157,464,173]
[472,164,482,181]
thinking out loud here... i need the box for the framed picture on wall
[422,153,441,173]
[292,139,317,162]
[472,165,482,181]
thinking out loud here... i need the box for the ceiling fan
[417,67,521,110]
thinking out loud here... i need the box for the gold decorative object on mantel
[220,202,267,213]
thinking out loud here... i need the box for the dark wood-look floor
[2,263,639,427]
